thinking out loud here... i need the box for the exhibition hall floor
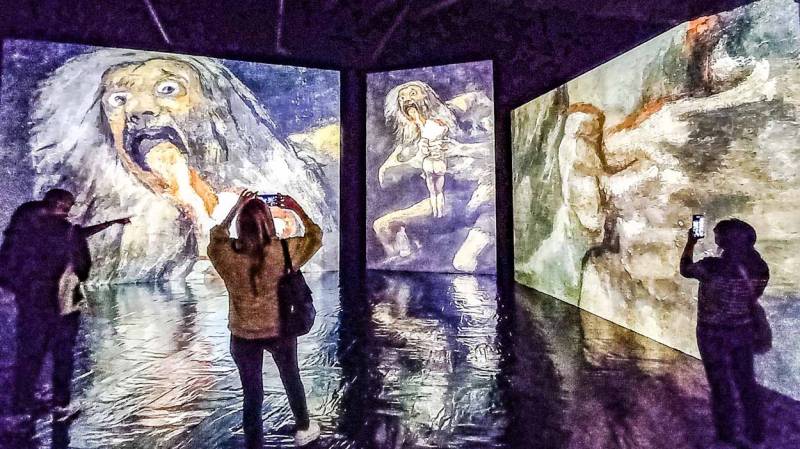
[1,272,799,449]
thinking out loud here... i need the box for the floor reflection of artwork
[0,272,509,448]
[512,0,800,356]
[512,285,800,449]
[363,272,503,447]
[0,39,340,281]
[367,61,496,274]
[4,274,799,448]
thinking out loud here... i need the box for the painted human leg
[453,211,495,272]
[423,168,438,218]
[372,199,434,261]
[433,173,445,218]
[453,228,492,272]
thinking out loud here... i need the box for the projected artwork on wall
[367,61,496,274]
[512,0,800,355]
[0,39,340,282]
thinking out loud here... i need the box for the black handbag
[277,239,316,337]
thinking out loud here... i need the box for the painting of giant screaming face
[512,0,800,358]
[367,61,496,274]
[0,40,340,282]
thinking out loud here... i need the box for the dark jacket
[208,208,322,339]
[682,252,769,327]
[0,205,91,317]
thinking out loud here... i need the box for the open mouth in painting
[402,100,425,120]
[123,126,188,171]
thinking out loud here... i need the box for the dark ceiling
[0,0,755,108]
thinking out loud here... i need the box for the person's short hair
[714,218,757,250]
[43,188,75,205]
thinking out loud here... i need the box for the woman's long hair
[233,198,276,293]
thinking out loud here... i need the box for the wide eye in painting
[1,41,341,283]
[155,79,182,97]
[106,92,130,108]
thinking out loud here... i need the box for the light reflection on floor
[0,272,505,449]
[0,273,798,448]
[757,293,800,400]
[511,284,800,449]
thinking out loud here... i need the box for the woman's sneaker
[294,420,320,446]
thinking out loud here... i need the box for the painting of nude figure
[0,39,340,283]
[367,61,496,274]
[512,0,800,365]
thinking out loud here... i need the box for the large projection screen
[512,0,800,357]
[366,61,496,274]
[0,39,340,282]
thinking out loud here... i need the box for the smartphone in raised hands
[258,194,281,207]
[691,214,706,239]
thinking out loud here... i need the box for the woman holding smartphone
[680,218,769,447]
[208,190,323,448]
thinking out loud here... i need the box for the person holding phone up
[680,217,770,448]
[207,190,323,448]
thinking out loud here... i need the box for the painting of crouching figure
[25,47,339,283]
[372,80,496,273]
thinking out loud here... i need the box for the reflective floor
[0,273,798,448]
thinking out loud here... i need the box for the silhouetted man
[0,189,128,430]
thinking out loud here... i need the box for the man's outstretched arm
[80,217,130,238]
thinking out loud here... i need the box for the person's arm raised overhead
[279,194,323,270]
[208,190,256,259]
[223,190,256,230]
[679,228,706,279]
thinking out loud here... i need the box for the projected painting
[367,61,496,274]
[512,0,800,355]
[0,40,340,282]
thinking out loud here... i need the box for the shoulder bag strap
[734,263,762,320]
[280,239,293,274]
[735,263,756,296]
